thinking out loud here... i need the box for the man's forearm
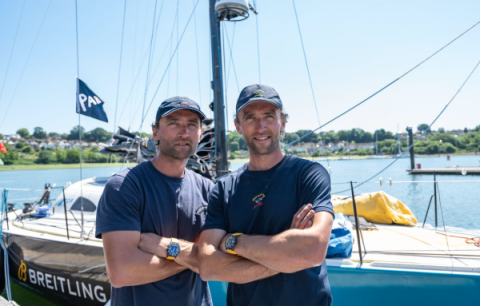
[199,246,278,284]
[174,240,200,273]
[107,247,187,288]
[234,213,333,273]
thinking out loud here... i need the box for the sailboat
[1,1,479,306]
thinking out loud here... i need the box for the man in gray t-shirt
[96,97,213,306]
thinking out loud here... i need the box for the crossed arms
[102,204,321,288]
[198,210,333,284]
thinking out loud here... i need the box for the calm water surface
[1,155,479,305]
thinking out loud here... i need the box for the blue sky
[0,0,479,137]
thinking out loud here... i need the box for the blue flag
[76,78,108,123]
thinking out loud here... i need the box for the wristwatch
[225,233,242,255]
[165,238,180,260]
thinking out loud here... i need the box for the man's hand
[291,204,315,229]
[139,233,170,258]
[220,204,316,253]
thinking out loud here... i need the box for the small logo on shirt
[252,193,265,210]
[195,205,208,215]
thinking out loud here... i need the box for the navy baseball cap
[236,84,283,113]
[155,96,206,122]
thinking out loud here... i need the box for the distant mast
[210,0,251,178]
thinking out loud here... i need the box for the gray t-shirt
[96,161,213,306]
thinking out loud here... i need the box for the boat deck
[333,224,480,273]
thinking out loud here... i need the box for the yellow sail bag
[332,191,417,225]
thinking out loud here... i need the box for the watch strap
[226,233,242,255]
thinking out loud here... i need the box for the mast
[209,0,228,178]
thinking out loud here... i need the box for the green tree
[37,150,55,164]
[17,128,30,138]
[0,134,3,140]
[22,146,34,153]
[229,152,237,160]
[67,126,86,140]
[15,141,25,149]
[65,149,80,163]
[438,127,445,133]
[56,149,66,162]
[417,123,429,133]
[33,127,48,139]
[0,144,18,165]
[312,151,320,157]
[60,133,69,139]
[85,128,112,142]
[48,132,59,138]
[230,142,239,152]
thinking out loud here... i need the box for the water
[1,155,479,304]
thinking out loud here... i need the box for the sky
[0,0,479,137]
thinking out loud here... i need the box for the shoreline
[0,163,124,172]
[1,153,477,171]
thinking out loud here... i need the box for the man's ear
[152,123,160,141]
[234,119,243,135]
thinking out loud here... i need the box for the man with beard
[95,97,213,306]
[198,84,335,306]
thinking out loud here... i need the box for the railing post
[433,173,438,228]
[350,182,363,266]
[62,188,70,240]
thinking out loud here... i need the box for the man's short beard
[245,130,281,156]
[158,137,197,160]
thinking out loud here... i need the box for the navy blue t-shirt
[204,154,334,306]
[95,161,213,306]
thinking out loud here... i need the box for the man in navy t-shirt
[95,97,213,306]
[199,85,335,306]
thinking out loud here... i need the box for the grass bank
[0,163,124,171]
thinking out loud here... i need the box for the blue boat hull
[209,266,480,306]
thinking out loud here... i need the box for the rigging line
[140,0,201,126]
[436,182,454,268]
[221,23,229,132]
[291,0,321,126]
[192,0,202,105]
[75,0,84,233]
[282,19,480,150]
[130,0,140,125]
[0,0,52,130]
[113,0,128,136]
[150,0,166,66]
[166,23,174,97]
[120,8,177,128]
[333,56,480,194]
[291,0,331,168]
[140,0,159,132]
[0,0,26,106]
[254,0,261,84]
[176,0,180,96]
[225,23,240,93]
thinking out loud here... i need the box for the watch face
[225,235,237,250]
[168,243,180,257]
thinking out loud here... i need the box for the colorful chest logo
[252,193,265,210]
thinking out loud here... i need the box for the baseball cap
[236,84,283,113]
[155,96,206,122]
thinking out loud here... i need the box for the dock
[408,166,480,175]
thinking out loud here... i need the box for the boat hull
[3,233,110,306]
